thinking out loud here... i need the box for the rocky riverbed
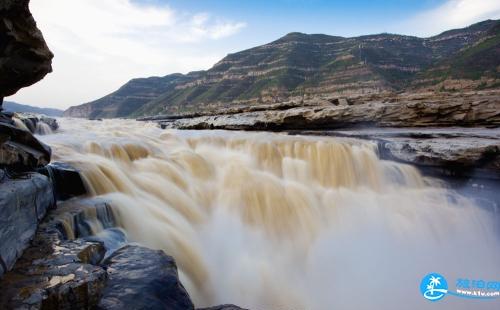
[0,196,246,310]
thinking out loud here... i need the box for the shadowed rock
[97,245,195,310]
[0,0,53,169]
[37,162,87,200]
[0,122,51,169]
[0,0,53,100]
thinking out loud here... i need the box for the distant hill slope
[4,101,63,116]
[64,19,500,119]
[414,21,500,88]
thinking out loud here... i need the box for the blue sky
[8,0,500,109]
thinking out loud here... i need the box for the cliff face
[64,19,500,119]
[0,0,53,99]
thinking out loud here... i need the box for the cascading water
[12,117,31,132]
[12,116,53,134]
[40,118,500,310]
[35,121,53,135]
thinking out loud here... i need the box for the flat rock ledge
[161,90,500,130]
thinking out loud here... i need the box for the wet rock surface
[0,198,238,310]
[38,162,87,200]
[0,172,54,277]
[97,245,195,310]
[0,198,109,308]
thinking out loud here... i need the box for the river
[39,118,500,310]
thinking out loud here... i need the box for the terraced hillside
[64,19,500,118]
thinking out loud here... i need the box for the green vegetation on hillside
[64,19,500,119]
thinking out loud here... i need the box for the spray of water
[40,118,500,310]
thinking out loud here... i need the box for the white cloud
[7,0,246,109]
[403,0,500,37]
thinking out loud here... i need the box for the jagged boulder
[0,0,53,99]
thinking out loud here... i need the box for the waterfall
[40,118,500,310]
[12,116,53,135]
[36,121,53,135]
[12,117,30,132]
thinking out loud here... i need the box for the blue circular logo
[420,273,448,301]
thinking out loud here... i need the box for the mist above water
[41,119,500,310]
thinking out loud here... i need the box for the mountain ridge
[64,19,500,119]
[4,101,63,116]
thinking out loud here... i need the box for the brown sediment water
[40,118,500,310]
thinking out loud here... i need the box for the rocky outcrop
[380,136,499,178]
[294,127,500,180]
[0,173,54,277]
[0,122,52,169]
[0,199,108,308]
[0,198,123,308]
[0,197,248,309]
[0,0,53,99]
[0,196,249,309]
[98,245,195,310]
[165,90,500,130]
[0,0,58,284]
